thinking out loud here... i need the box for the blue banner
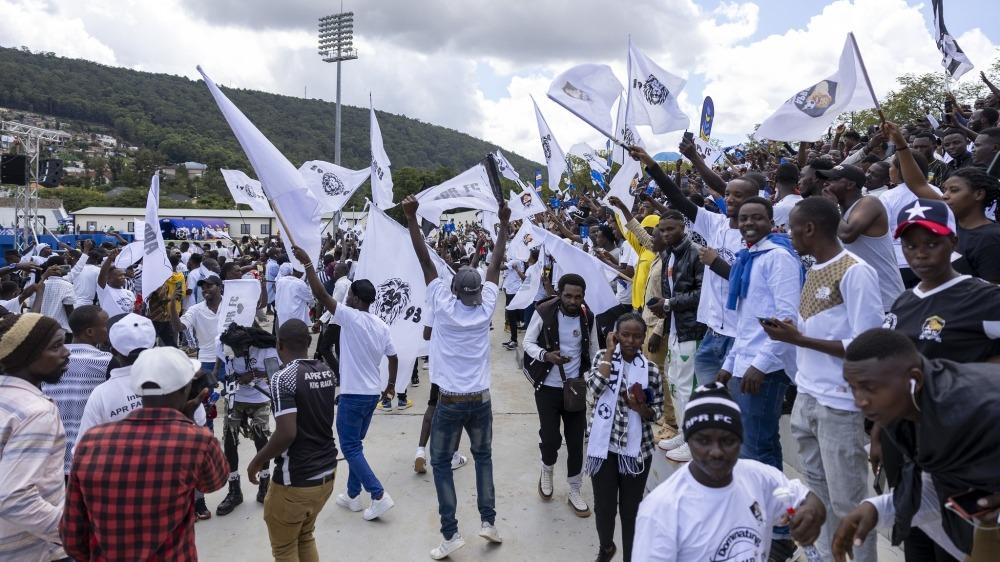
[699,96,715,141]
[534,169,543,188]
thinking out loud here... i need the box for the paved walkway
[196,305,902,561]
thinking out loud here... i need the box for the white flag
[414,164,498,225]
[220,169,272,214]
[508,185,547,221]
[612,93,645,166]
[546,63,623,136]
[602,156,644,215]
[508,220,544,261]
[532,97,567,191]
[540,229,618,314]
[298,160,371,213]
[141,175,172,300]
[198,66,323,271]
[932,0,974,80]
[754,34,875,142]
[478,211,500,243]
[115,241,144,269]
[370,102,395,209]
[569,142,610,174]
[694,138,724,165]
[494,150,522,183]
[628,41,690,134]
[355,206,452,392]
[507,258,543,310]
[217,279,261,332]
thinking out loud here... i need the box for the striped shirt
[43,344,113,473]
[0,375,67,561]
[39,277,75,332]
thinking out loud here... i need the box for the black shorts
[428,383,439,407]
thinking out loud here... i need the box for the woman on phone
[585,312,664,562]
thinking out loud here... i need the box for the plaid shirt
[61,407,229,562]
[585,350,664,463]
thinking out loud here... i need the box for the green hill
[0,45,540,209]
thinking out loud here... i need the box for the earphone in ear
[909,379,917,393]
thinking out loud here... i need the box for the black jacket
[522,296,594,389]
[661,236,706,342]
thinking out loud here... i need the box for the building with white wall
[71,207,367,238]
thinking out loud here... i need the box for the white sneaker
[657,433,685,451]
[451,453,468,471]
[567,479,591,517]
[363,492,395,521]
[478,521,503,543]
[666,443,693,462]
[335,493,362,512]
[538,464,554,499]
[430,533,465,559]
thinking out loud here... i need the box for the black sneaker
[195,497,211,521]
[595,543,616,562]
[411,371,420,387]
[502,340,517,350]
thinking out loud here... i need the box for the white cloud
[2,0,997,168]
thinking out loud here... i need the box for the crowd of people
[1,84,1000,562]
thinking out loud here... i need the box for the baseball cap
[132,347,202,396]
[453,266,483,306]
[197,274,222,287]
[815,164,866,187]
[108,313,156,356]
[893,198,956,238]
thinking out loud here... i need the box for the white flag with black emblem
[628,41,690,134]
[532,97,568,191]
[508,220,544,261]
[546,63,623,137]
[140,174,172,300]
[220,169,272,214]
[612,94,645,166]
[298,160,371,213]
[569,142,610,174]
[508,186,547,222]
[198,66,323,271]
[414,164,498,225]
[931,0,974,80]
[754,35,875,142]
[493,150,522,183]
[370,101,396,210]
[355,205,452,393]
[541,228,618,314]
[216,279,261,332]
[602,156,644,216]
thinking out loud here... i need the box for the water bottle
[773,486,823,562]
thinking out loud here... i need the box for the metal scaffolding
[1,121,70,250]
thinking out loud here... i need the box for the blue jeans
[430,398,495,539]
[693,329,735,387]
[727,370,791,471]
[336,394,383,499]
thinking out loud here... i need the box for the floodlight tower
[318,10,358,166]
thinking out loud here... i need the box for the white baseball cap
[132,347,202,396]
[108,313,156,356]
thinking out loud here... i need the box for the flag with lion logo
[355,205,453,393]
[755,34,876,141]
[299,160,371,213]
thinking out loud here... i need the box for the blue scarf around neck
[726,233,802,310]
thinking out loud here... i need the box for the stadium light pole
[318,10,358,166]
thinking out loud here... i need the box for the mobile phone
[758,317,777,327]
[944,98,954,114]
[683,131,694,142]
[945,489,993,520]
[264,356,280,377]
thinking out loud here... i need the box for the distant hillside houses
[161,162,207,178]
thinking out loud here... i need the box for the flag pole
[547,93,629,149]
[848,32,885,123]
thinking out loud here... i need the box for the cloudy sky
[2,0,997,164]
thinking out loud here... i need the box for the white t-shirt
[275,276,313,329]
[691,207,743,336]
[39,277,75,331]
[502,260,525,294]
[427,277,498,393]
[771,194,803,232]
[184,267,206,309]
[71,263,100,307]
[333,305,397,396]
[180,301,220,363]
[77,367,142,445]
[0,296,21,314]
[796,251,884,411]
[632,460,810,562]
[97,284,135,317]
[219,344,276,404]
[879,183,943,267]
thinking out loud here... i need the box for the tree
[55,187,106,212]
